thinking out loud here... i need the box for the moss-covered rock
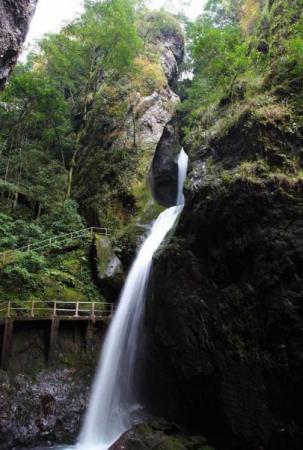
[110,421,213,450]
[93,234,125,301]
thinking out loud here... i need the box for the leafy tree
[136,8,183,48]
[204,0,243,27]
[35,0,142,199]
[38,200,85,236]
[0,67,72,208]
[286,18,303,74]
[183,14,250,121]
[0,214,17,250]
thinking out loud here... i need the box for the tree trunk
[12,191,18,210]
[35,201,42,219]
[65,133,81,200]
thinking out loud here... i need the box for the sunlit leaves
[183,14,250,119]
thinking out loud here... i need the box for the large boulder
[0,0,37,89]
[149,117,181,207]
[110,421,213,450]
[93,234,125,301]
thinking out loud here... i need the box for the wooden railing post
[90,228,94,239]
[1,318,14,370]
[7,301,11,318]
[48,317,59,365]
[31,300,35,318]
[53,301,57,317]
[75,302,79,317]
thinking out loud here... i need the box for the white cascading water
[74,149,189,450]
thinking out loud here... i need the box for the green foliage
[0,201,84,254]
[285,18,303,74]
[182,0,303,143]
[11,220,45,248]
[204,0,243,26]
[38,0,142,102]
[38,200,85,236]
[137,8,183,45]
[0,66,72,214]
[0,66,71,150]
[183,14,250,122]
[1,252,46,291]
[0,1,184,306]
[0,214,17,249]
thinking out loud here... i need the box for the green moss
[124,422,212,450]
[0,242,105,309]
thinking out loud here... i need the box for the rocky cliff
[145,2,303,450]
[74,22,184,229]
[0,0,37,89]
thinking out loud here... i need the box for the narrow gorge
[0,1,302,450]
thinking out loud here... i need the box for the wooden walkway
[0,301,115,369]
[0,300,114,321]
[0,227,112,265]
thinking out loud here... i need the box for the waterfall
[75,149,189,450]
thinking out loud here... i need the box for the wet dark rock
[0,0,37,89]
[157,28,184,85]
[0,320,106,449]
[145,179,303,450]
[0,368,90,449]
[110,421,212,450]
[149,117,181,207]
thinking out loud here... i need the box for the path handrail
[0,300,115,320]
[0,227,112,264]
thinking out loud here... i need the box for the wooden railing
[0,300,114,321]
[0,227,111,265]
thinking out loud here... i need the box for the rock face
[0,0,37,89]
[93,234,124,301]
[130,87,179,151]
[149,117,181,207]
[147,181,303,450]
[74,25,184,227]
[145,85,303,450]
[157,27,184,86]
[0,369,89,449]
[110,421,212,450]
[0,320,106,448]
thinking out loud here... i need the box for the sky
[24,0,206,51]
